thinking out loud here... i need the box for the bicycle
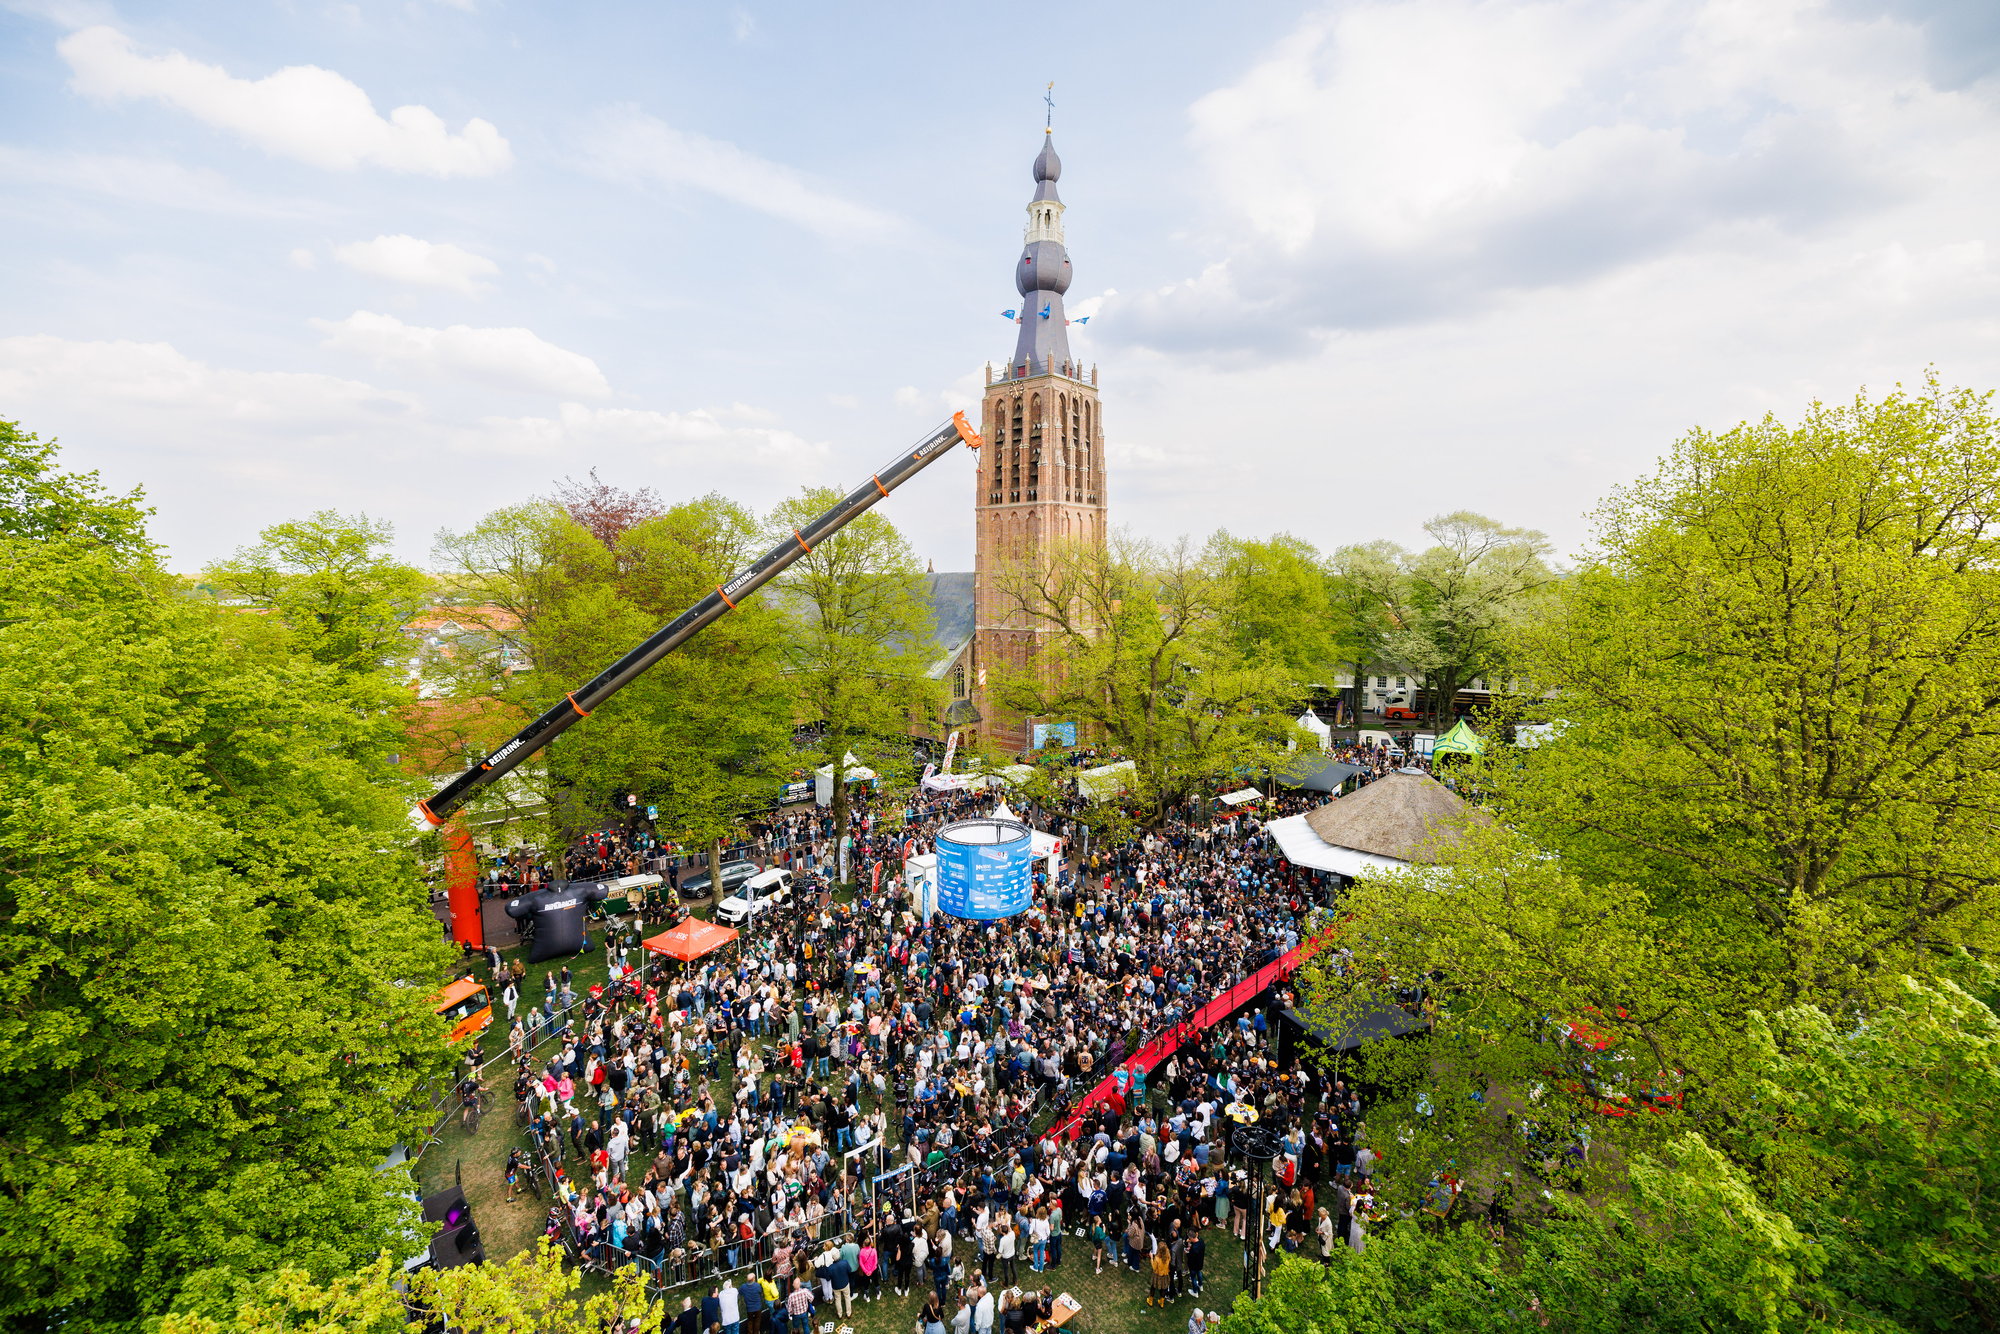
[459,1079,486,1132]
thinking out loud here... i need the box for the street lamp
[1231,1123,1281,1299]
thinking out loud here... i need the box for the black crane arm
[413,410,984,828]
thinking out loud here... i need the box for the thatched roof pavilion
[1270,771,1489,874]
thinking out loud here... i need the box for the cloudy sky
[3,0,1997,573]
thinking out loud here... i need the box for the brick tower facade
[970,128,1108,755]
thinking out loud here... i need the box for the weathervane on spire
[1044,81,1055,131]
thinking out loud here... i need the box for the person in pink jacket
[857,1237,881,1301]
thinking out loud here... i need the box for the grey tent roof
[1280,1003,1429,1052]
[1278,755,1367,792]
[1301,770,1490,863]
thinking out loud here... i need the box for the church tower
[970,127,1108,755]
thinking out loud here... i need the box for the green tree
[0,423,452,1330]
[429,494,791,865]
[1324,541,1398,726]
[1747,971,2000,1330]
[1495,377,2000,1013]
[423,501,573,828]
[202,510,431,680]
[1207,530,1337,681]
[1334,514,1553,730]
[1294,380,2000,1333]
[991,534,1301,826]
[768,486,937,880]
[1219,1133,1815,1334]
[160,1241,660,1334]
[618,495,792,889]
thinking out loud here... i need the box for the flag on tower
[1039,303,1051,319]
[1001,310,1018,320]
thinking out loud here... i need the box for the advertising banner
[1031,721,1078,750]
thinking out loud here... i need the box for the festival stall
[1277,754,1367,793]
[642,918,739,962]
[991,799,1065,887]
[814,752,877,806]
[1076,759,1136,800]
[1295,708,1333,751]
[1431,719,1485,759]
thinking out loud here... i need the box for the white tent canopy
[988,800,1065,886]
[1078,759,1136,800]
[1297,710,1333,752]
[814,752,877,806]
[1217,788,1264,807]
[1267,813,1409,877]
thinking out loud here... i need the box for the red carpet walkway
[1045,928,1336,1141]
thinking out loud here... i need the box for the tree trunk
[707,838,725,899]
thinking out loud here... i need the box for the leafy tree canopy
[0,422,453,1331]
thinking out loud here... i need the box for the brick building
[967,127,1109,754]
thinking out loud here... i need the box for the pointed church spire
[1011,122,1073,378]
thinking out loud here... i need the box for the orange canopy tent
[643,919,740,962]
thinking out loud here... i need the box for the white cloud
[581,106,902,241]
[314,311,610,398]
[731,7,756,41]
[1121,0,1951,354]
[289,247,316,269]
[0,333,419,428]
[0,333,829,570]
[463,402,828,470]
[333,234,499,295]
[0,145,313,217]
[59,25,512,176]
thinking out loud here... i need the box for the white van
[715,867,793,925]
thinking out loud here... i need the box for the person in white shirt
[974,1288,996,1334]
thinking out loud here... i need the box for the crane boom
[413,410,984,828]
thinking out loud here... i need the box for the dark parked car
[678,860,760,902]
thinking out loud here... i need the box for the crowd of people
[469,760,1410,1332]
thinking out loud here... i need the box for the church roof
[1301,771,1491,863]
[1010,131,1075,377]
[1032,132,1062,202]
[1034,132,1061,183]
